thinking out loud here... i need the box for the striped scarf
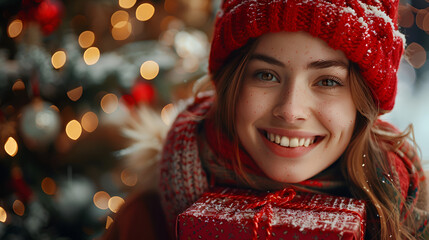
[159,96,429,238]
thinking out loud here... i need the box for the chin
[267,172,314,184]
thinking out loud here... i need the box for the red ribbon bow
[244,188,296,239]
[204,188,296,239]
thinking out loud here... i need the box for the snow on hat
[208,0,405,111]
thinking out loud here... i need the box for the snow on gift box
[176,187,366,240]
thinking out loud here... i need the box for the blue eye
[255,72,278,82]
[317,78,342,87]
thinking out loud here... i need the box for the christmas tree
[0,0,216,239]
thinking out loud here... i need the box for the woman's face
[236,31,356,183]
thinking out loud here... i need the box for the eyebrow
[308,59,349,69]
[250,53,349,70]
[250,53,285,67]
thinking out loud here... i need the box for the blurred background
[0,0,427,239]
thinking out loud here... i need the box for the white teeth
[266,132,315,148]
[290,138,299,147]
[304,138,311,147]
[280,136,289,147]
[275,135,281,144]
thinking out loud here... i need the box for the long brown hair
[344,64,417,239]
[207,38,418,239]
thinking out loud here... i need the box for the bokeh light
[136,3,155,22]
[161,103,176,125]
[83,47,100,65]
[111,10,129,26]
[7,19,23,38]
[13,200,25,216]
[67,86,83,102]
[398,4,414,28]
[81,112,98,132]
[101,93,119,114]
[140,60,159,80]
[51,50,67,69]
[41,177,57,195]
[4,137,18,157]
[423,13,429,31]
[120,169,138,187]
[65,120,82,140]
[416,9,428,31]
[0,207,6,223]
[12,80,25,92]
[108,196,125,213]
[106,216,113,229]
[112,21,132,41]
[405,42,427,69]
[50,105,60,112]
[93,191,110,210]
[119,0,136,9]
[78,31,95,48]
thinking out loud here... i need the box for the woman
[160,0,429,239]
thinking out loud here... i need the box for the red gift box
[177,187,366,240]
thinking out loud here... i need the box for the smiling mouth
[263,131,322,148]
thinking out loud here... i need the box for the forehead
[254,31,348,63]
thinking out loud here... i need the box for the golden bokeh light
[423,13,429,31]
[120,169,138,187]
[111,10,129,26]
[136,3,155,22]
[4,137,18,157]
[13,200,25,216]
[108,196,125,213]
[93,191,110,210]
[8,19,23,38]
[81,112,99,132]
[398,5,414,28]
[101,93,119,114]
[112,21,132,41]
[161,103,175,126]
[51,50,67,69]
[140,60,159,80]
[405,42,427,69]
[65,120,82,140]
[83,47,100,65]
[41,177,57,195]
[0,206,6,223]
[106,216,113,229]
[67,86,83,102]
[12,79,25,92]
[50,105,60,112]
[416,9,428,31]
[78,31,95,48]
[119,0,136,9]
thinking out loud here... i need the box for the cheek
[237,88,270,120]
[316,100,356,135]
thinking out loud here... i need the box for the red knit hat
[208,0,405,111]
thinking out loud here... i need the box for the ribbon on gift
[203,188,365,240]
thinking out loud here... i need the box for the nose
[272,83,310,122]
